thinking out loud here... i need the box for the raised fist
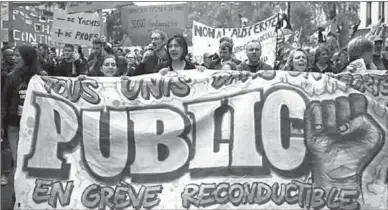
[159,67,170,76]
[305,93,384,191]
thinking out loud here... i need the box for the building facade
[359,2,388,29]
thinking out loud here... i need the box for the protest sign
[15,70,388,210]
[11,6,53,45]
[121,3,188,46]
[192,15,278,66]
[66,2,133,14]
[51,10,101,47]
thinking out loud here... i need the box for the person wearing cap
[369,35,388,70]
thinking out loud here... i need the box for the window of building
[366,2,372,26]
[379,2,385,19]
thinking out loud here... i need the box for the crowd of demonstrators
[1,27,388,187]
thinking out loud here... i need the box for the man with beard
[135,30,169,75]
[53,44,86,76]
[237,40,272,72]
[369,35,388,70]
[88,38,105,75]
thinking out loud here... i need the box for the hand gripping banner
[15,70,388,210]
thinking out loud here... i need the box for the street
[1,169,14,210]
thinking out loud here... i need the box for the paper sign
[192,15,278,66]
[66,2,133,14]
[51,10,101,46]
[121,3,188,46]
[14,70,388,210]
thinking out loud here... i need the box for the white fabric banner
[14,70,388,210]
[192,15,278,66]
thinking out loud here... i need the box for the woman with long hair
[155,34,197,74]
[282,48,310,72]
[2,45,43,169]
[311,46,339,73]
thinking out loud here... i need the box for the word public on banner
[11,6,53,45]
[15,70,388,210]
[66,2,133,14]
[192,15,278,65]
[51,10,101,46]
[121,3,188,46]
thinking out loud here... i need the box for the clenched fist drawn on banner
[305,94,384,194]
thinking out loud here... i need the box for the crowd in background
[1,28,388,189]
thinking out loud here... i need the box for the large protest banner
[15,70,388,209]
[51,10,101,47]
[192,15,278,66]
[121,3,188,46]
[66,2,133,14]
[11,6,53,45]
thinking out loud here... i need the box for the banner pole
[274,12,280,69]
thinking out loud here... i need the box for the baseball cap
[368,35,383,43]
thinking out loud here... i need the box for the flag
[349,19,361,39]
[238,14,248,28]
[366,17,385,38]
[318,27,327,43]
[275,13,292,32]
[292,27,302,48]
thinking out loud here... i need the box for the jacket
[209,58,242,70]
[54,58,87,77]
[236,61,273,72]
[2,68,40,127]
[134,50,169,75]
[154,60,196,72]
